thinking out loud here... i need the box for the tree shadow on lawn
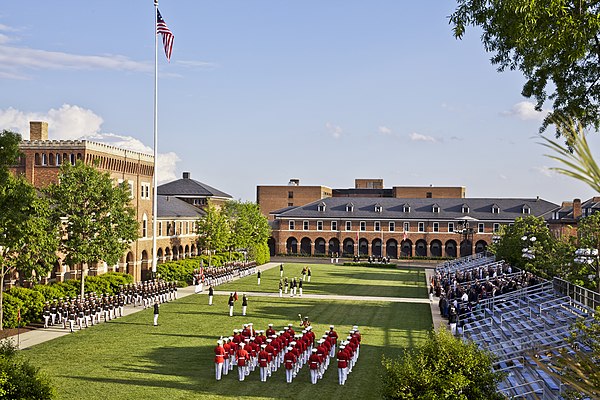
[301,281,427,298]
[325,269,426,283]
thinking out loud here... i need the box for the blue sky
[0,1,598,204]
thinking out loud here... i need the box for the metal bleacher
[436,255,597,400]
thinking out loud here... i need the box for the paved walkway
[4,261,444,349]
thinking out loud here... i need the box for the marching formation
[193,262,258,291]
[41,280,178,332]
[213,321,362,385]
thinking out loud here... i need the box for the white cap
[266,339,272,343]
[217,340,223,345]
[353,325,358,330]
[312,348,317,353]
[287,346,293,351]
[261,344,267,348]
[239,343,245,348]
[347,336,352,340]
[229,336,234,341]
[339,345,345,349]
[268,323,273,327]
[330,325,334,329]
[290,341,296,346]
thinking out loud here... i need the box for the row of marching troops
[42,280,178,332]
[277,277,304,297]
[213,322,362,385]
[193,262,258,291]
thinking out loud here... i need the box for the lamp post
[574,247,600,293]
[521,234,537,260]
[456,221,475,257]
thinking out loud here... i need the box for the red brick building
[267,196,559,258]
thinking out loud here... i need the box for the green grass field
[219,262,428,299]
[21,263,432,400]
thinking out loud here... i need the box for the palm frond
[539,118,600,194]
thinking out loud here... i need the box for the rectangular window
[142,219,147,238]
[289,220,295,230]
[317,221,323,231]
[158,221,163,237]
[493,223,500,233]
[288,191,294,199]
[389,221,395,232]
[448,222,454,233]
[360,221,366,231]
[303,220,309,230]
[331,221,338,231]
[418,222,425,232]
[345,221,352,231]
[404,222,410,232]
[478,223,485,233]
[374,221,381,231]
[128,180,134,199]
[186,221,189,234]
[433,222,439,232]
[288,202,294,207]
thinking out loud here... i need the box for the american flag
[157,9,174,61]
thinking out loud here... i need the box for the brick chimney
[183,172,190,179]
[30,121,48,141]
[573,198,582,219]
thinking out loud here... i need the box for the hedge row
[2,273,133,329]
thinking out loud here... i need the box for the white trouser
[223,359,229,374]
[279,290,282,297]
[229,306,233,316]
[238,365,245,381]
[338,367,346,385]
[258,278,261,285]
[154,314,159,326]
[242,306,247,316]
[310,369,318,384]
[260,366,267,381]
[299,288,303,296]
[209,296,213,305]
[215,362,223,380]
[450,322,457,335]
[286,368,293,383]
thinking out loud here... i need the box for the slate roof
[272,197,560,221]
[157,177,232,199]
[157,195,206,219]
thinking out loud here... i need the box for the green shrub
[0,340,56,399]
[2,293,24,328]
[5,287,45,326]
[32,285,67,302]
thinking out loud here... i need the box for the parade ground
[19,262,433,400]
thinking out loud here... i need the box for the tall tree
[575,212,600,292]
[0,174,59,330]
[0,129,59,330]
[381,328,505,399]
[46,161,138,298]
[488,216,556,277]
[450,1,600,134]
[196,204,230,266]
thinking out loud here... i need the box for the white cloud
[378,126,392,135]
[0,44,151,80]
[502,101,548,121]
[0,105,180,183]
[409,132,438,143]
[325,122,343,139]
[176,60,218,69]
[499,174,508,180]
[532,166,555,178]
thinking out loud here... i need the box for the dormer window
[318,202,326,212]
[522,204,531,214]
[461,204,469,214]
[402,204,410,213]
[432,204,440,213]
[492,204,500,214]
[374,203,382,213]
[346,203,354,212]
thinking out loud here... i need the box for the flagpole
[152,0,159,277]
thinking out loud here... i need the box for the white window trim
[433,222,439,232]
[360,221,366,231]
[303,220,309,230]
[448,222,454,233]
[418,222,425,232]
[389,221,395,232]
[289,220,295,230]
[345,221,352,231]
[478,223,485,233]
[331,221,338,231]
[493,223,500,233]
[374,221,381,231]
[317,221,323,231]
[404,222,410,232]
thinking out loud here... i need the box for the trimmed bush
[2,294,24,328]
[5,287,45,326]
[0,340,56,399]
